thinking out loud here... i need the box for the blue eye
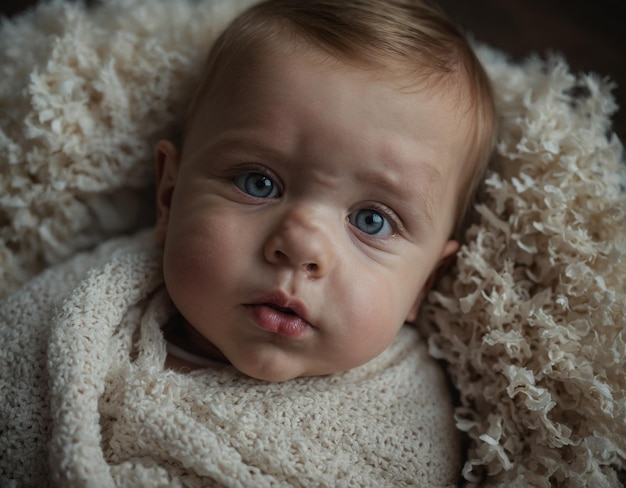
[234,172,280,198]
[349,209,393,236]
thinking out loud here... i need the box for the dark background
[2,0,626,141]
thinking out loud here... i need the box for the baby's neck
[162,313,228,371]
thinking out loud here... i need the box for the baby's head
[155,0,496,381]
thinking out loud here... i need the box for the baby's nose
[263,207,335,279]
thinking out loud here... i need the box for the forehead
[192,27,470,121]
[191,36,471,148]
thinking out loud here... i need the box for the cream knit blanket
[0,231,461,487]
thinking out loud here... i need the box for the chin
[240,365,301,383]
[230,355,302,383]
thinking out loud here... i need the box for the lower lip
[247,305,312,338]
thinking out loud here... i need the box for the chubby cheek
[329,272,418,368]
[161,215,245,321]
[162,237,212,320]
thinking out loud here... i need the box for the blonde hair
[183,0,496,240]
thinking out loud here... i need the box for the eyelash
[353,202,404,238]
[227,164,283,195]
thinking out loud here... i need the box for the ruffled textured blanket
[0,231,460,486]
[1,0,625,486]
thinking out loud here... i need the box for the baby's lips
[249,289,312,325]
[246,303,313,338]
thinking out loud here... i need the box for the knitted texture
[1,0,625,486]
[0,231,461,487]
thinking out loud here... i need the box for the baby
[155,0,495,382]
[0,0,495,486]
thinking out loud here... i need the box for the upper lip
[249,290,312,324]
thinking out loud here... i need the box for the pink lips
[246,292,312,338]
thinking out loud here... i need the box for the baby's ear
[154,140,180,246]
[405,239,459,323]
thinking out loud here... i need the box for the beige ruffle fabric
[0,0,256,296]
[0,0,624,486]
[422,48,626,486]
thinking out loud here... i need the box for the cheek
[335,272,421,360]
[161,211,252,315]
[162,236,216,319]
[351,261,428,321]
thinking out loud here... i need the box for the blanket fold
[1,231,461,487]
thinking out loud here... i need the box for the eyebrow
[357,164,442,229]
[189,135,290,165]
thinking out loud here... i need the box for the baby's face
[155,42,471,381]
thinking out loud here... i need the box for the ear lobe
[154,140,180,246]
[405,239,459,323]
